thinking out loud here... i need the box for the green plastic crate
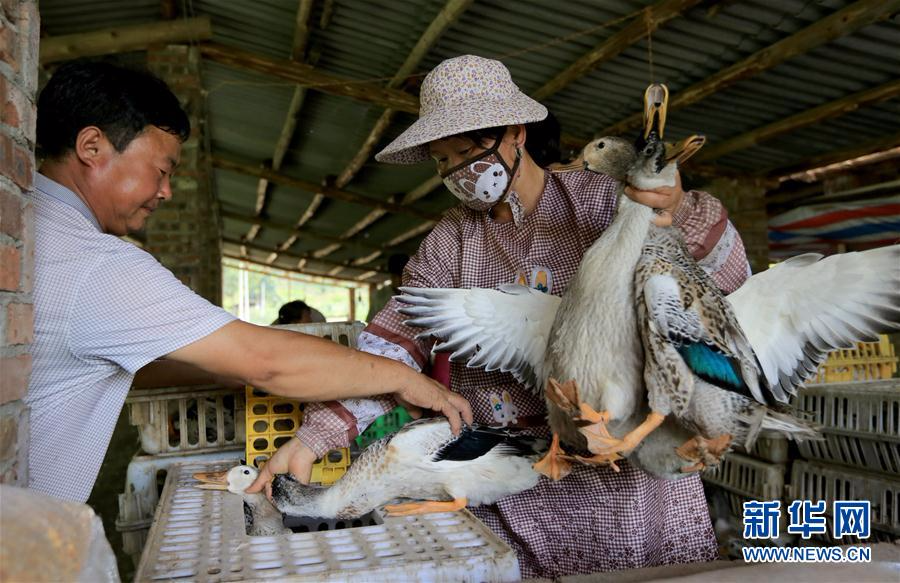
[355,407,412,448]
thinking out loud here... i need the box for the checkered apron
[369,170,723,577]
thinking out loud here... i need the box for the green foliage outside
[222,258,371,324]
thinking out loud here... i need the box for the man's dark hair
[36,60,191,159]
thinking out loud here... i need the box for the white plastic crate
[793,379,900,474]
[273,321,366,348]
[702,452,786,504]
[126,385,246,455]
[789,459,900,537]
[135,460,521,582]
[748,436,789,464]
[116,450,243,569]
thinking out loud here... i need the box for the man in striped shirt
[25,61,471,502]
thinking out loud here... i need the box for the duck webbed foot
[533,433,573,481]
[675,434,733,473]
[383,497,467,517]
[586,411,667,458]
[546,378,620,450]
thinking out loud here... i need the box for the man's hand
[625,169,685,227]
[245,436,316,496]
[395,376,473,435]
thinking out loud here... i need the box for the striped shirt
[25,174,235,502]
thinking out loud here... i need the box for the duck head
[193,465,259,495]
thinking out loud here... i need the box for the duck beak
[193,470,229,490]
[665,134,706,166]
[643,84,669,141]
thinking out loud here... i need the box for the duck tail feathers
[758,409,822,442]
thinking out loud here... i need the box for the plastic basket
[272,320,366,348]
[789,459,900,536]
[814,335,898,384]
[748,436,789,464]
[245,386,304,468]
[245,322,366,482]
[309,447,352,486]
[355,407,413,448]
[135,460,521,582]
[702,452,786,503]
[793,379,900,474]
[115,449,243,569]
[125,385,245,455]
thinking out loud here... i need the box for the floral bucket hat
[375,55,548,165]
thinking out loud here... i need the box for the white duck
[270,417,546,519]
[398,84,900,479]
[193,465,291,536]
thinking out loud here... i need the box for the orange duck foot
[675,434,733,473]
[533,433,573,481]
[383,497,468,517]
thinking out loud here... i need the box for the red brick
[19,199,31,292]
[0,186,22,238]
[11,142,31,191]
[0,410,18,462]
[0,244,20,290]
[5,302,32,345]
[0,353,30,403]
[0,21,17,73]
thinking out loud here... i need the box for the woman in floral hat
[254,55,750,578]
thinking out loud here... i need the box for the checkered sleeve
[296,211,463,457]
[672,190,751,293]
[295,333,413,457]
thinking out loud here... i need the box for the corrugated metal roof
[38,0,900,279]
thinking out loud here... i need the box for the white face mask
[440,137,521,212]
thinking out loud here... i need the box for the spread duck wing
[397,285,561,392]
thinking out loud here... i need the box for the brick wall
[0,0,38,487]
[145,45,222,304]
[699,176,770,273]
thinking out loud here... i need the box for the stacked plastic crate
[116,321,366,568]
[703,335,900,552]
[789,337,899,542]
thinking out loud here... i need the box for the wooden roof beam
[696,79,900,163]
[223,238,388,277]
[301,0,473,269]
[531,0,702,101]
[198,43,419,113]
[222,252,384,283]
[40,17,213,64]
[763,132,900,182]
[244,0,316,247]
[212,155,441,222]
[220,209,385,253]
[597,0,900,138]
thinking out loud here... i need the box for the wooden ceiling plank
[597,0,900,139]
[531,0,702,101]
[696,79,900,163]
[40,17,213,64]
[301,0,473,270]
